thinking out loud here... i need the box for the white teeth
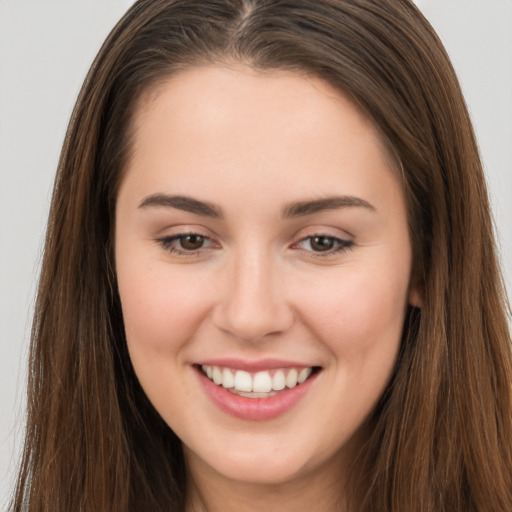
[286,368,298,388]
[272,370,286,391]
[253,371,272,393]
[234,370,253,392]
[298,367,312,384]
[212,366,223,385]
[222,367,234,388]
[201,365,314,393]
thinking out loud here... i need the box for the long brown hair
[12,1,512,510]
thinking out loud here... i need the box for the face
[115,66,416,488]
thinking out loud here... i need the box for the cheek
[296,263,410,359]
[117,258,212,355]
[116,260,214,426]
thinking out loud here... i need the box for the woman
[12,0,512,511]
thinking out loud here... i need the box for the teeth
[234,370,252,392]
[285,368,298,388]
[201,365,314,394]
[272,370,286,391]
[298,367,312,384]
[222,367,234,388]
[253,371,272,393]
[212,366,223,385]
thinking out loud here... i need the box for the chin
[212,456,308,486]
[186,436,331,487]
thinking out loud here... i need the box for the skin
[115,65,418,512]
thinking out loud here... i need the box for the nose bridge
[213,243,293,342]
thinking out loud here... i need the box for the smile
[200,365,314,397]
[195,363,321,421]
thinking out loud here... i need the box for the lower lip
[195,367,319,421]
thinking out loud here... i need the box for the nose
[211,247,294,343]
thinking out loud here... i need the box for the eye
[156,232,217,256]
[309,235,337,252]
[177,234,206,251]
[294,235,353,255]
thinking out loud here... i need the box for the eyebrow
[137,193,375,218]
[138,194,223,218]
[282,196,375,218]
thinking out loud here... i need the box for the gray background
[1,0,511,507]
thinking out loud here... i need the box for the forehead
[121,65,401,213]
[132,65,387,151]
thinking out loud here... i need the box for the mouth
[198,364,321,398]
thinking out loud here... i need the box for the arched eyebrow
[138,194,223,218]
[137,193,375,218]
[282,196,375,217]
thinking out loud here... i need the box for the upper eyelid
[293,224,354,239]
[154,224,217,239]
[156,231,350,242]
[292,229,353,246]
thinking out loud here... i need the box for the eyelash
[156,232,354,258]
[156,233,217,257]
[292,235,354,256]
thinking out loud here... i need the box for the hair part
[13,1,512,511]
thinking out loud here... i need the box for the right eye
[156,233,217,256]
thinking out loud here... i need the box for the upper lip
[195,358,318,372]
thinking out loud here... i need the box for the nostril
[211,301,294,343]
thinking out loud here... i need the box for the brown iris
[309,236,335,252]
[179,234,205,250]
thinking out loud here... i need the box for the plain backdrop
[1,0,511,507]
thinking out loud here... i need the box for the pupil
[181,235,204,250]
[311,236,334,251]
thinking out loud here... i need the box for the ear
[408,285,423,308]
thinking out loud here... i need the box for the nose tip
[213,298,294,343]
[211,259,294,343]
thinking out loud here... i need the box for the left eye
[295,235,353,254]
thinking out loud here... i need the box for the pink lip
[195,358,313,372]
[194,365,319,421]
